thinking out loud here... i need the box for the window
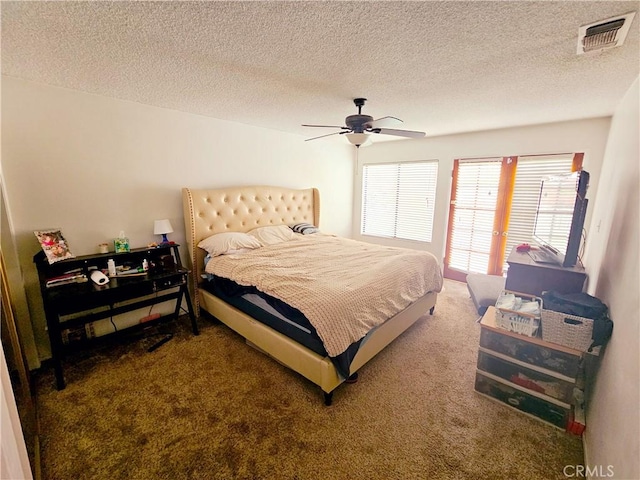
[446,158,502,275]
[361,161,438,243]
[503,154,577,270]
[444,153,582,281]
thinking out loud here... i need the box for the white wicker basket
[495,291,542,337]
[541,309,594,351]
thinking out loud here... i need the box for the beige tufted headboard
[182,185,320,313]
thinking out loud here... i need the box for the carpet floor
[35,279,583,479]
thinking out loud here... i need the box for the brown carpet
[35,279,583,479]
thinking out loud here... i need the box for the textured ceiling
[2,1,639,141]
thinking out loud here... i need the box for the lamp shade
[346,133,372,147]
[153,219,173,235]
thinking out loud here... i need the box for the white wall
[582,77,639,480]
[1,77,353,360]
[352,118,612,261]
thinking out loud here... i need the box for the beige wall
[582,77,639,480]
[1,77,353,359]
[352,118,612,261]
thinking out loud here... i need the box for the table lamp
[154,219,173,244]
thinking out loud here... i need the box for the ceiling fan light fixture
[346,133,371,147]
[303,98,424,145]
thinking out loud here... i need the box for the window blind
[503,155,575,272]
[361,161,438,243]
[448,159,502,274]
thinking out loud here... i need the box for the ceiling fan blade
[302,124,348,129]
[370,127,425,138]
[305,131,347,141]
[370,116,403,128]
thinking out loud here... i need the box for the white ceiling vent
[577,12,636,54]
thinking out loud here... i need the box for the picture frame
[34,229,75,264]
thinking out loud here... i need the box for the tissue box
[114,236,130,253]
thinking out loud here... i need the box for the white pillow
[197,232,262,256]
[247,225,299,246]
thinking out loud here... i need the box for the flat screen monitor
[532,170,589,267]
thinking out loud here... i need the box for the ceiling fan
[303,98,425,147]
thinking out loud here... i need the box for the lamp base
[160,234,169,244]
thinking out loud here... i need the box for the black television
[531,170,589,267]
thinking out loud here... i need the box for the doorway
[443,153,583,281]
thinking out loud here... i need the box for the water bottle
[107,259,116,277]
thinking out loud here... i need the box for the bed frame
[182,185,437,405]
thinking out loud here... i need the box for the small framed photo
[34,229,75,264]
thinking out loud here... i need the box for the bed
[182,185,442,405]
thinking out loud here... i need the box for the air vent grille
[583,19,625,51]
[577,12,636,54]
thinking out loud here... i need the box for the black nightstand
[34,243,198,389]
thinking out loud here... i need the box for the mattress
[205,234,443,357]
[202,275,361,378]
